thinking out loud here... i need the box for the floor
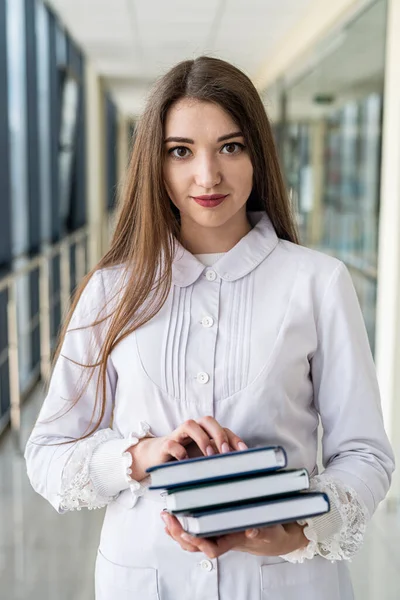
[1,385,399,600]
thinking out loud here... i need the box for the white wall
[85,60,107,268]
[375,0,400,500]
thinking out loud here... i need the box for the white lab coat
[25,211,394,600]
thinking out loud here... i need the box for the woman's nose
[194,155,221,189]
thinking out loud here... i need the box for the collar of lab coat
[171,211,279,288]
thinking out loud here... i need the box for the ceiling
[45,0,313,117]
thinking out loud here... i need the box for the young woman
[25,56,394,600]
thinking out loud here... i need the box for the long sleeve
[282,261,395,563]
[25,270,150,513]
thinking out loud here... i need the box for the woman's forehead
[164,99,238,138]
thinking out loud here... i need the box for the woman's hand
[128,416,248,482]
[161,513,309,559]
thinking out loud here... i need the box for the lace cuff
[60,421,154,511]
[280,474,369,563]
[120,421,155,504]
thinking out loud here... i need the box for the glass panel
[106,95,118,211]
[280,0,387,352]
[0,0,11,422]
[6,0,32,387]
[59,73,79,233]
[36,0,52,244]
[6,0,28,258]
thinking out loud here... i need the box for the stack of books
[146,446,330,537]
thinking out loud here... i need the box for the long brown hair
[51,56,298,441]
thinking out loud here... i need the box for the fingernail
[238,442,248,450]
[246,528,259,538]
[206,445,214,456]
[161,513,169,524]
[222,442,230,453]
[181,533,193,542]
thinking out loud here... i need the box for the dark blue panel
[0,0,11,270]
[29,268,40,370]
[0,289,7,354]
[25,0,40,255]
[69,81,86,230]
[67,37,81,79]
[29,268,40,321]
[77,77,87,226]
[0,289,9,417]
[25,0,41,379]
[0,359,10,417]
[69,242,76,293]
[106,95,118,211]
[48,11,61,243]
[31,323,40,371]
[50,254,61,341]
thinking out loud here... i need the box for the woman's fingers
[161,513,184,537]
[161,438,189,461]
[161,513,241,559]
[253,525,283,543]
[181,532,221,559]
[196,416,231,453]
[171,417,248,458]
[180,529,240,559]
[173,419,218,456]
[196,418,248,453]
[223,427,248,451]
[161,513,221,558]
[161,513,199,552]
[241,524,308,555]
[176,536,199,553]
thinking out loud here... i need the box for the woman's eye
[169,146,191,159]
[167,143,244,158]
[221,142,244,154]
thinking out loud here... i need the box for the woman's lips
[192,194,228,208]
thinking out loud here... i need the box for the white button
[200,559,213,572]
[205,270,217,281]
[196,372,210,384]
[201,316,214,328]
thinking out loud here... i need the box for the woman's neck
[179,213,252,254]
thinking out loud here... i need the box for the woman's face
[163,98,253,234]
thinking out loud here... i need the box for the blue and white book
[176,492,330,537]
[166,468,309,512]
[147,445,287,490]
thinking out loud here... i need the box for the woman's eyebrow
[164,131,244,144]
[217,131,243,142]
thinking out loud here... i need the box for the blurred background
[0,0,399,598]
